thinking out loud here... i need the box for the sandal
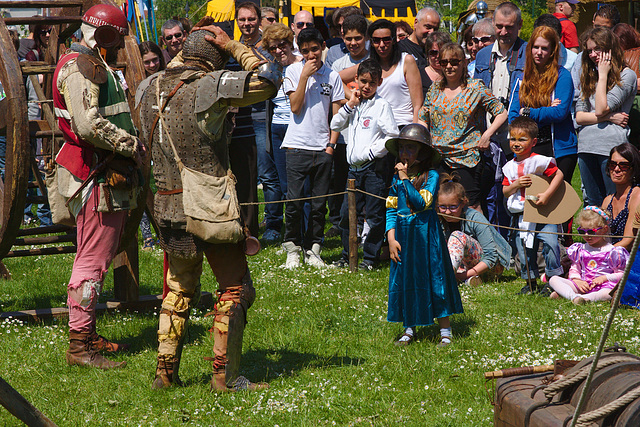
[394,333,414,346]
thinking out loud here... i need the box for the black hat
[385,123,441,166]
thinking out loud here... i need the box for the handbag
[154,77,244,244]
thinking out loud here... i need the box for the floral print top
[418,79,504,168]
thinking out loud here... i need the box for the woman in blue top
[509,25,577,181]
[509,25,577,239]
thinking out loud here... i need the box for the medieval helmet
[182,30,228,70]
[82,4,128,49]
[385,124,441,167]
[476,1,489,18]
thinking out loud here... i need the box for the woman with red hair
[508,25,578,241]
[508,25,577,181]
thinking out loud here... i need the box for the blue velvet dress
[386,170,463,328]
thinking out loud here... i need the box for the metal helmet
[385,124,441,166]
[476,1,489,18]
[82,4,128,48]
[182,30,228,70]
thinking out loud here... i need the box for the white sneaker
[304,243,326,268]
[282,242,301,269]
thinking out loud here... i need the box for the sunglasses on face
[439,58,462,67]
[39,28,52,35]
[608,160,632,172]
[371,36,393,45]
[265,17,277,23]
[428,49,439,56]
[438,204,461,212]
[472,36,492,44]
[295,22,314,29]
[577,226,604,235]
[164,32,183,41]
[267,41,289,53]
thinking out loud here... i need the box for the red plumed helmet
[82,4,128,36]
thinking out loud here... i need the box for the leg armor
[210,270,264,391]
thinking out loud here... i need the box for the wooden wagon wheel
[0,20,30,259]
[0,0,149,261]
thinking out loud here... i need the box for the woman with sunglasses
[418,43,507,209]
[600,143,640,250]
[424,31,451,83]
[366,19,423,125]
[575,27,637,207]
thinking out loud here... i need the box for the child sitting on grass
[437,173,511,286]
[549,207,629,304]
[502,117,564,296]
[385,124,463,347]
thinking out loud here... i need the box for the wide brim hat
[385,123,441,167]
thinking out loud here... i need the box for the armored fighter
[52,4,143,370]
[136,22,281,391]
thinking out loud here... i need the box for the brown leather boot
[88,331,130,353]
[66,331,126,370]
[151,355,182,389]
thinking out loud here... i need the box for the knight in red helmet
[50,3,143,369]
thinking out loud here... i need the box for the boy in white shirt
[502,117,564,295]
[281,28,345,268]
[330,59,399,269]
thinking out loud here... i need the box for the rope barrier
[239,188,636,240]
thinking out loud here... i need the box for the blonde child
[437,174,511,286]
[385,124,463,347]
[549,206,629,304]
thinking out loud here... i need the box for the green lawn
[1,222,639,426]
[3,173,638,426]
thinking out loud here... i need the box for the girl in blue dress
[385,124,464,346]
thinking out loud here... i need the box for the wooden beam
[4,246,76,258]
[0,0,82,7]
[2,16,83,26]
[0,376,56,427]
[0,293,214,322]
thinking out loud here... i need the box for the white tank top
[377,52,413,126]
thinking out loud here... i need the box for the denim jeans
[284,148,332,249]
[328,141,348,227]
[257,119,283,232]
[578,153,615,207]
[338,164,387,263]
[514,219,564,280]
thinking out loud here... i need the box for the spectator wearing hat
[553,0,579,53]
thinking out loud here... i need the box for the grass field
[1,175,639,426]
[1,224,639,426]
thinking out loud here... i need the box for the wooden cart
[0,0,151,316]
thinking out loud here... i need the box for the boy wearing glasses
[330,59,399,270]
[281,28,345,268]
[502,117,564,295]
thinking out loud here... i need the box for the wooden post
[0,376,57,427]
[347,179,358,272]
[113,236,139,302]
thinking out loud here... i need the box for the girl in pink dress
[549,206,629,304]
